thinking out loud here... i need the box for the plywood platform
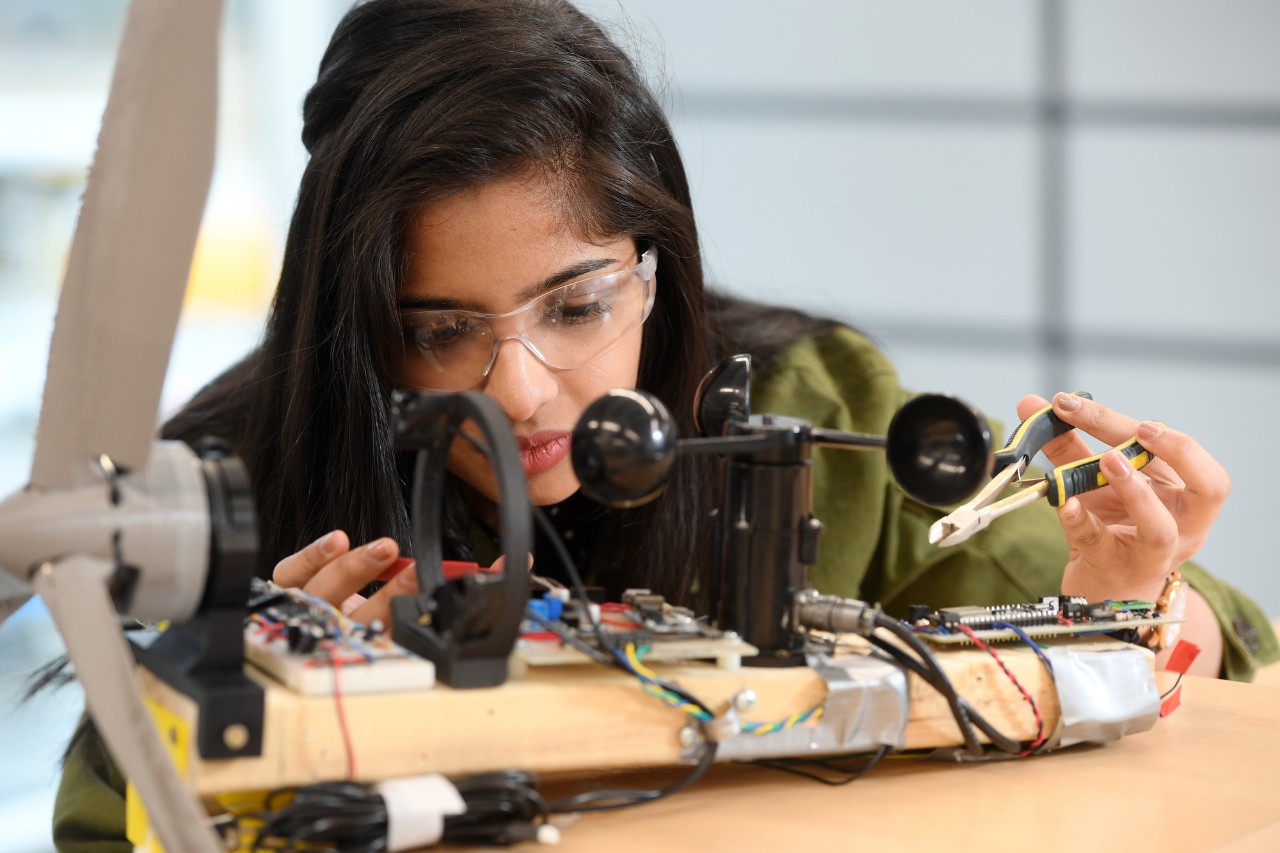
[138,634,1154,796]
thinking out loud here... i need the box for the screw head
[222,723,250,752]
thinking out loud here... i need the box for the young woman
[53,0,1277,848]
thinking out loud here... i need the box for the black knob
[886,393,992,507]
[572,389,677,507]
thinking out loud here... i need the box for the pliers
[928,392,1156,547]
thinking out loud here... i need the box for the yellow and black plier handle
[928,393,1157,547]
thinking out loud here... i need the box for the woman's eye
[547,299,610,325]
[409,316,479,350]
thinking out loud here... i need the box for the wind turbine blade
[31,0,223,490]
[32,556,222,853]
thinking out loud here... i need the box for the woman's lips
[518,431,571,476]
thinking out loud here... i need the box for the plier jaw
[928,459,1042,547]
[925,392,1157,548]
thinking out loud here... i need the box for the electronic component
[242,579,435,695]
[910,595,1178,645]
[514,589,755,670]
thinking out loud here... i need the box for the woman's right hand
[272,530,419,627]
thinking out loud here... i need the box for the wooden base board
[136,635,1152,796]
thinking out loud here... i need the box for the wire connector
[792,589,880,637]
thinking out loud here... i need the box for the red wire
[954,624,1046,755]
[327,642,357,780]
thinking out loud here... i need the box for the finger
[1057,494,1111,558]
[1133,420,1230,525]
[349,561,419,627]
[1027,392,1144,471]
[302,536,402,607]
[1098,449,1181,562]
[1015,394,1050,422]
[273,530,350,588]
[486,554,535,575]
[1049,392,1144,449]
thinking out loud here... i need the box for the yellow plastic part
[125,694,193,852]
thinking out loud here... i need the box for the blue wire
[992,621,1054,676]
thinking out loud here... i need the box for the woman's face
[398,174,648,508]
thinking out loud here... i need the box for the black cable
[523,606,615,667]
[457,431,618,660]
[459,432,719,813]
[441,771,550,847]
[871,615,986,756]
[873,627,1024,756]
[871,617,1026,756]
[547,729,719,814]
[754,744,891,786]
[530,504,611,646]
[252,782,386,853]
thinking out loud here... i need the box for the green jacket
[51,326,1279,850]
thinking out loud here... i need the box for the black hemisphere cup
[886,393,993,507]
[571,388,678,508]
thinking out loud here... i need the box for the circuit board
[512,588,757,670]
[242,580,435,695]
[908,595,1180,645]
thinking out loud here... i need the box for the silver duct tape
[1044,644,1160,749]
[712,653,908,762]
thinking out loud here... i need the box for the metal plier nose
[928,392,1156,547]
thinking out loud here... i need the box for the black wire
[871,616,1027,756]
[461,432,718,813]
[523,606,615,667]
[457,431,619,662]
[1161,671,1184,700]
[754,744,891,786]
[871,616,985,756]
[441,771,550,847]
[530,504,612,648]
[252,782,386,853]
[547,730,719,814]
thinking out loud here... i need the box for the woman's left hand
[1016,391,1231,605]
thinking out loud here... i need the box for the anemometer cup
[886,394,994,508]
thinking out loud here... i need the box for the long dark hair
[165,0,730,602]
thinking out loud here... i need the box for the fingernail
[397,563,418,588]
[1103,450,1132,480]
[1059,496,1081,521]
[1054,392,1081,412]
[318,531,339,556]
[1138,421,1163,442]
[365,538,393,560]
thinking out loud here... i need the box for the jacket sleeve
[52,718,131,853]
[753,325,1278,681]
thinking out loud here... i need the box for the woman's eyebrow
[515,257,617,303]
[398,256,620,313]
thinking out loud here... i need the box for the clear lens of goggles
[403,247,657,391]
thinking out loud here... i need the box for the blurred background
[1,1,1277,850]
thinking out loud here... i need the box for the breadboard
[243,629,435,696]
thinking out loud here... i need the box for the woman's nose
[481,337,558,423]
